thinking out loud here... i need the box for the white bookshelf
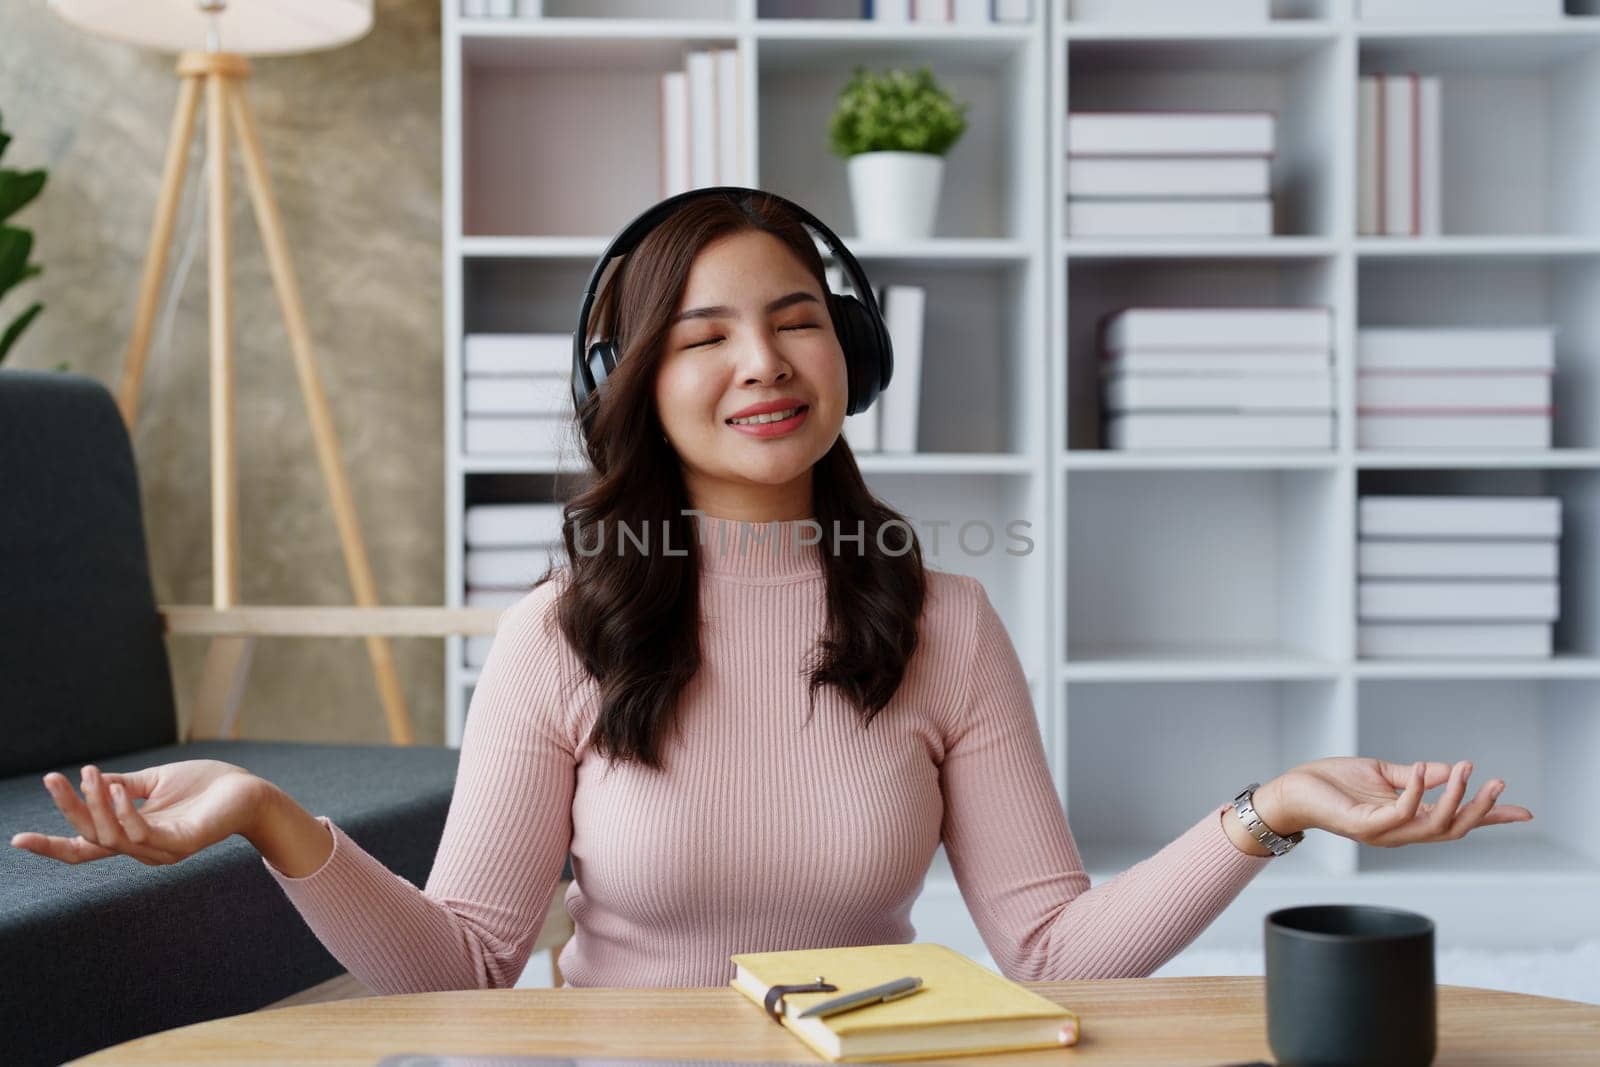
[444,0,1600,963]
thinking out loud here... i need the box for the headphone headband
[570,186,891,438]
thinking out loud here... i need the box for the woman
[11,189,1533,993]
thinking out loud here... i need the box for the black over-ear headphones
[570,186,893,443]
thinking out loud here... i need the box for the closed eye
[684,323,818,349]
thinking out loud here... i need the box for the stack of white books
[1358,496,1561,659]
[463,333,583,462]
[827,264,926,455]
[1070,0,1267,20]
[1099,307,1334,450]
[1358,74,1442,237]
[1066,112,1276,238]
[462,502,566,668]
[1360,0,1561,16]
[1357,327,1555,449]
[659,49,743,196]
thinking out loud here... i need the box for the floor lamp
[48,0,425,745]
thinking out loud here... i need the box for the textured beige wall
[2,1,449,746]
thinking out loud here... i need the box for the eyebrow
[669,290,820,325]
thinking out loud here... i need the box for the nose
[737,329,793,386]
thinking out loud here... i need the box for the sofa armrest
[159,605,503,637]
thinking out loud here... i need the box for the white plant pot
[846,151,945,241]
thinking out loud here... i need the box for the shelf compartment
[1356,677,1600,874]
[462,257,594,334]
[1064,256,1338,452]
[1358,36,1600,238]
[1067,468,1345,662]
[1065,679,1351,880]
[757,35,1038,241]
[1066,35,1339,237]
[1357,467,1600,658]
[461,33,745,236]
[864,260,1040,454]
[1357,256,1600,450]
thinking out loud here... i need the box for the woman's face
[654,229,848,521]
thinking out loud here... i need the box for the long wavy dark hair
[532,189,928,771]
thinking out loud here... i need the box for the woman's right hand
[9,759,268,866]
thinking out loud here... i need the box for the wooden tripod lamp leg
[225,75,416,746]
[118,72,202,429]
[205,66,241,612]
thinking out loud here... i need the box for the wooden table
[70,977,1600,1065]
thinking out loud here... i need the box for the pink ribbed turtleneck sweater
[263,514,1273,990]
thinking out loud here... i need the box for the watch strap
[1232,782,1304,857]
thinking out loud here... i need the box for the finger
[1425,761,1473,838]
[109,782,179,864]
[43,771,99,843]
[1445,776,1501,839]
[9,831,119,865]
[1378,759,1453,792]
[1372,761,1428,834]
[1387,761,1468,844]
[1478,804,1535,825]
[80,765,126,850]
[102,767,157,802]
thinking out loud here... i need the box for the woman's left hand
[1254,757,1534,848]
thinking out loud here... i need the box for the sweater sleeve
[938,578,1273,982]
[260,580,577,993]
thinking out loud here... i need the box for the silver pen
[794,976,924,1019]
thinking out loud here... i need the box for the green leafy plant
[828,66,970,159]
[0,106,48,367]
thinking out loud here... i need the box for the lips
[726,398,809,421]
[726,404,808,426]
[725,405,811,437]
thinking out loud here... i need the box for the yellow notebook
[729,942,1080,1063]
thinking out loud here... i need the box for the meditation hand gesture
[1254,757,1534,847]
[9,760,267,866]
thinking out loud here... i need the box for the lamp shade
[47,0,373,57]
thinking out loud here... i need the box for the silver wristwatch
[1232,782,1304,857]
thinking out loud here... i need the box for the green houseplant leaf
[828,66,970,159]
[0,301,42,364]
[0,106,48,366]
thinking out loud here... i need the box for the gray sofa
[0,371,570,1066]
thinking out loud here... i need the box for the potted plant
[0,106,48,367]
[828,65,969,241]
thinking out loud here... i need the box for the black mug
[1265,904,1436,1067]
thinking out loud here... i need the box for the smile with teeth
[728,406,806,426]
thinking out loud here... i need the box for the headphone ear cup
[578,340,619,438]
[828,292,886,416]
[586,340,619,392]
